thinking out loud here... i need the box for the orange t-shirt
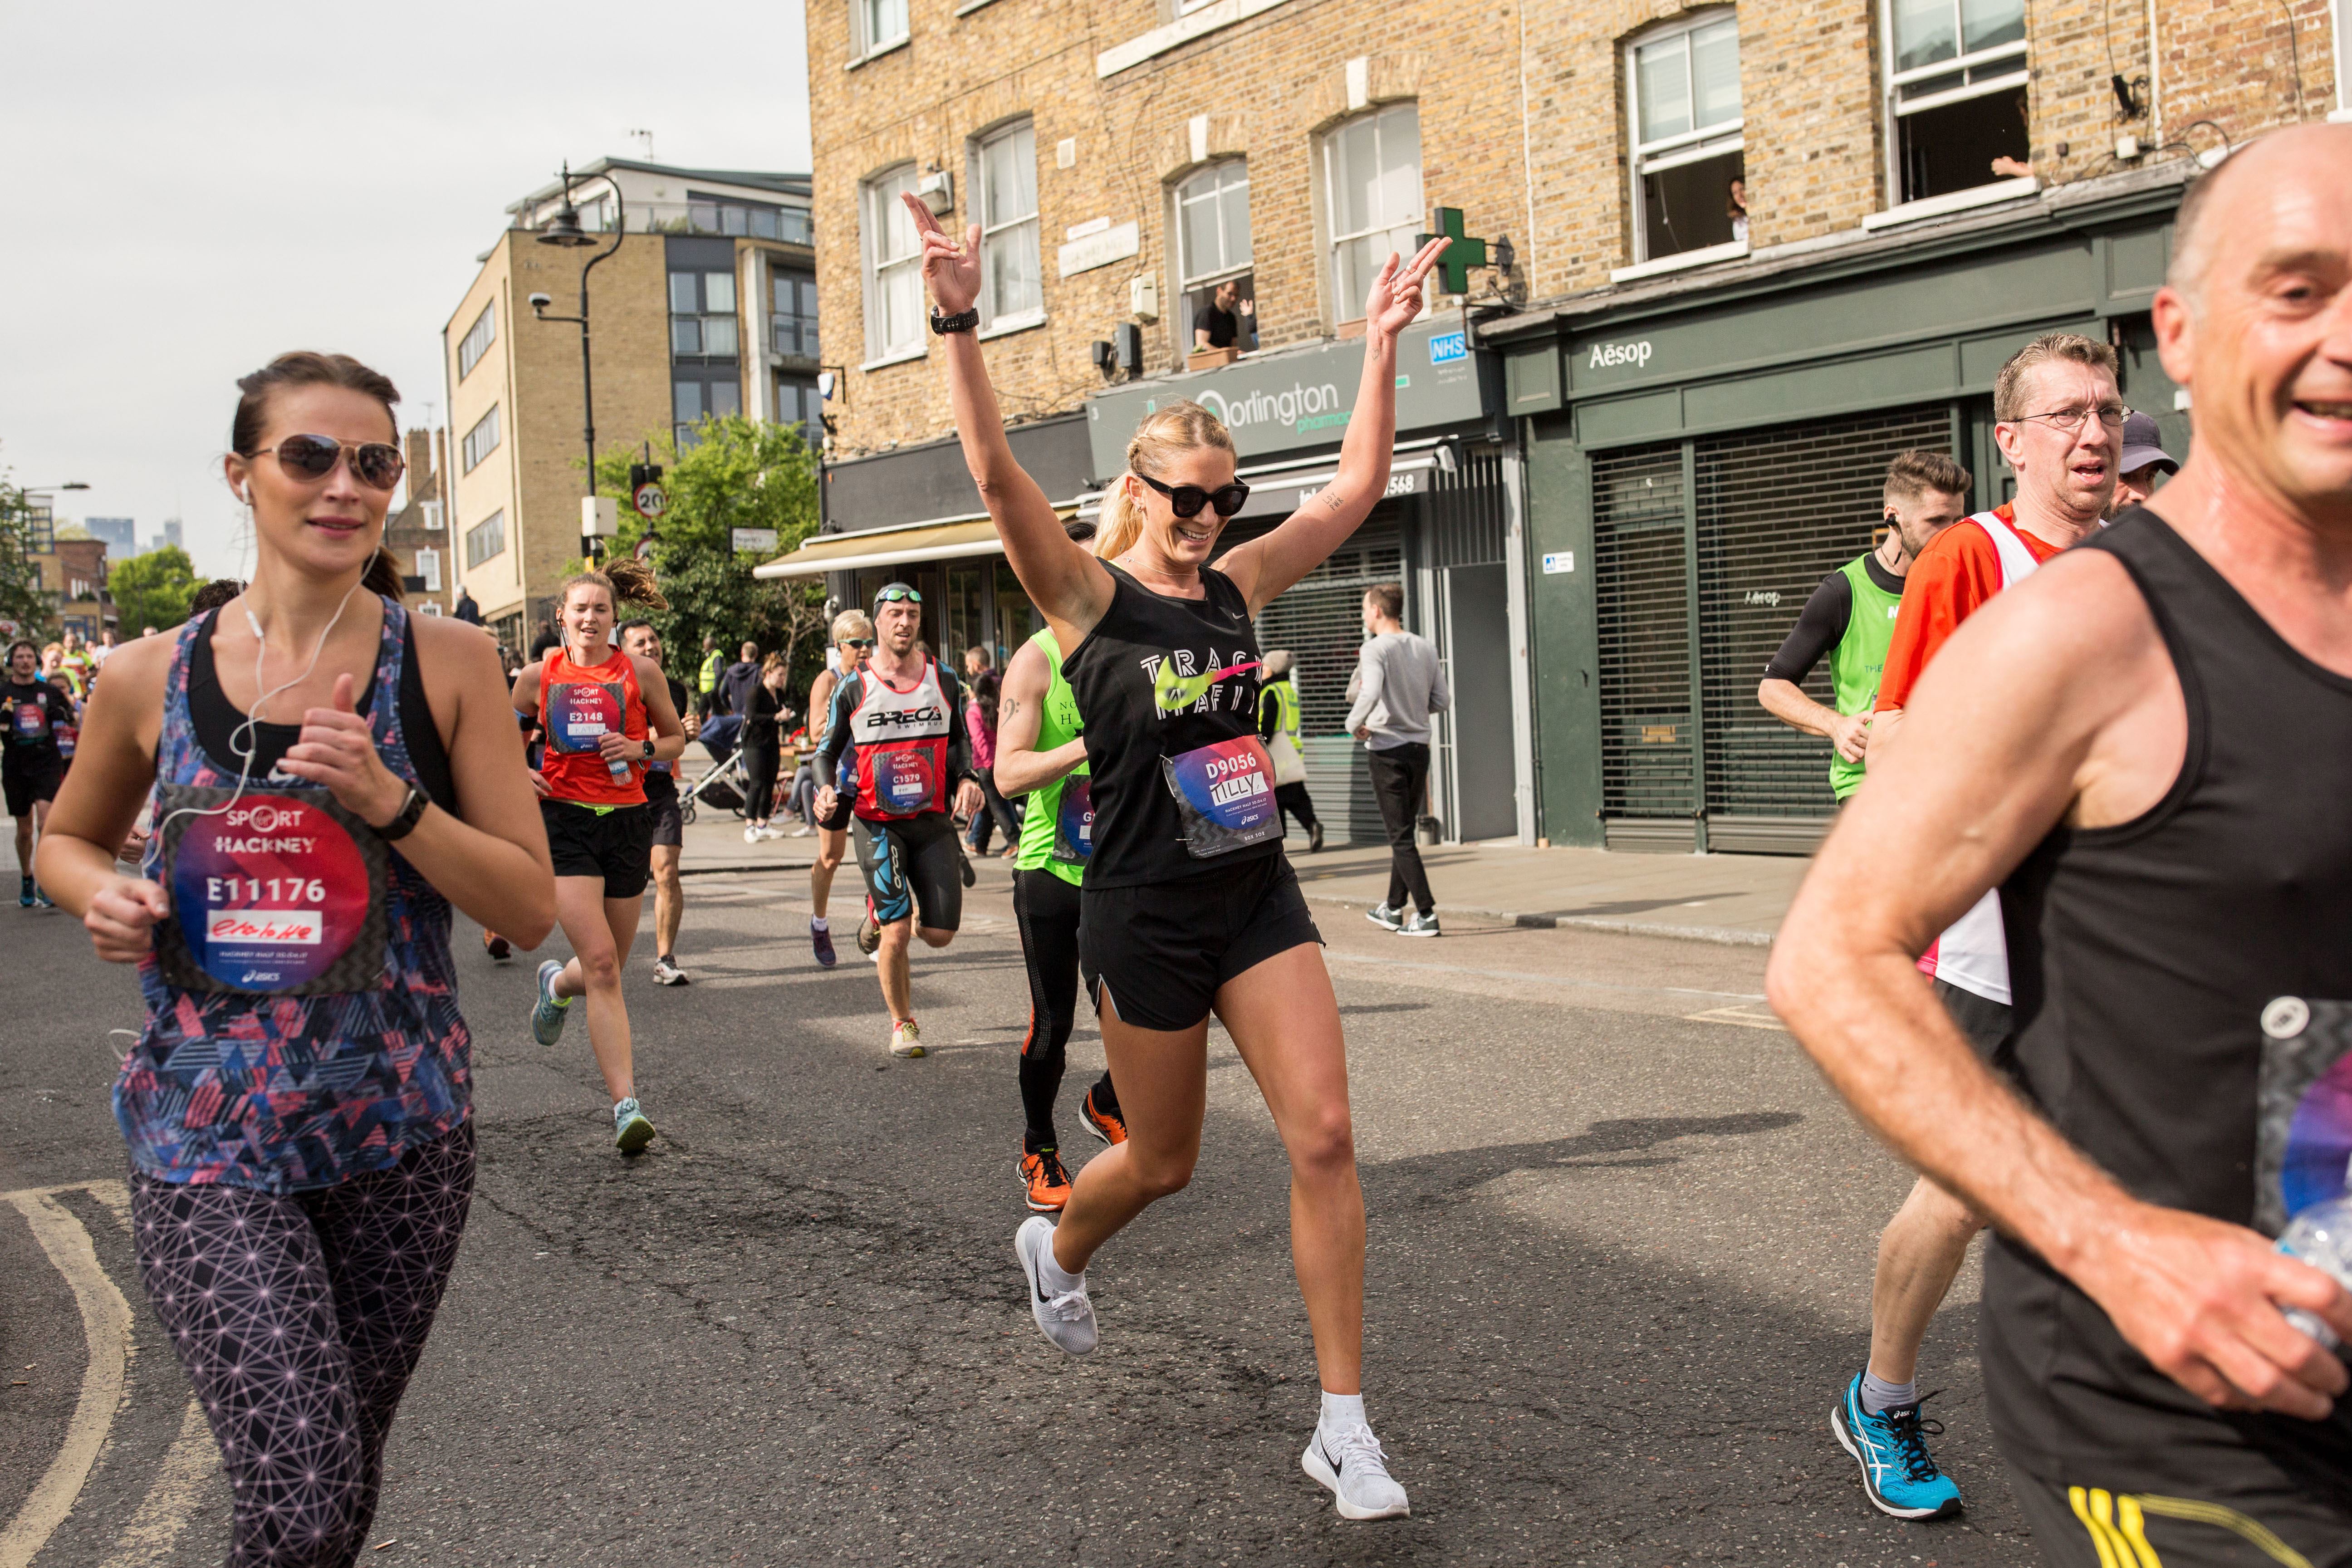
[1874,505,2066,714]
[539,647,649,807]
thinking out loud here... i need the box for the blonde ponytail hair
[559,557,671,616]
[1094,399,1236,560]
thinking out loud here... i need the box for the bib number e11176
[1161,736,1280,858]
[154,784,391,996]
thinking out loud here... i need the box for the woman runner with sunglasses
[36,352,555,1567]
[906,191,1447,1519]
[514,558,687,1152]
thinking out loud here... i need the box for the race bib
[1160,736,1280,858]
[1051,776,1094,864]
[13,699,48,741]
[871,743,938,817]
[547,680,625,755]
[154,785,390,996]
[2255,996,2352,1235]
[55,722,76,760]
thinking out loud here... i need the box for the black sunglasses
[1137,472,1250,519]
[253,433,406,491]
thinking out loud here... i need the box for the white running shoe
[889,1018,925,1057]
[1014,1216,1098,1356]
[743,824,762,844]
[1302,1421,1410,1520]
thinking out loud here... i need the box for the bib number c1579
[1160,736,1280,858]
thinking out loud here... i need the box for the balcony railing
[525,200,814,246]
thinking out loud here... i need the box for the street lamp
[528,162,626,524]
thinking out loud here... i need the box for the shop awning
[752,517,1004,580]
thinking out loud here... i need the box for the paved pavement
[0,846,2047,1567]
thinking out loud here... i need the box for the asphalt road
[0,859,2043,1566]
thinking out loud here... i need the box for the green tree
[109,544,198,633]
[0,475,57,642]
[589,415,828,707]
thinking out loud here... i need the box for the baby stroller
[679,713,749,824]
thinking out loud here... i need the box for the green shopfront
[1493,166,2194,853]
[1083,316,1524,847]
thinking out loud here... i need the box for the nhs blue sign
[1428,330,1469,365]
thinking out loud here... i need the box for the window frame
[969,119,1044,334]
[860,164,927,366]
[461,405,500,475]
[1318,102,1424,327]
[463,509,505,571]
[851,0,910,59]
[772,271,820,360]
[1878,0,2031,206]
[1623,10,1746,266]
[1174,159,1252,291]
[457,301,497,379]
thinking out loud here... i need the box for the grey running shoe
[652,955,688,985]
[1015,1216,1098,1356]
[531,960,571,1045]
[612,1097,656,1155]
[890,1018,926,1058]
[1302,1422,1411,1520]
[1365,903,1404,932]
[1399,910,1441,938]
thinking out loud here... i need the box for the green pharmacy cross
[1416,208,1489,294]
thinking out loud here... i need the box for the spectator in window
[1192,279,1254,353]
[1727,177,1749,245]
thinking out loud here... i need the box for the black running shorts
[2,760,62,819]
[642,774,684,849]
[541,800,653,899]
[1933,976,2016,1073]
[1079,852,1322,1033]
[852,810,962,932]
[2006,1462,2352,1568]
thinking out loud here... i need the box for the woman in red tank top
[510,560,687,1154]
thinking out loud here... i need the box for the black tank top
[187,607,458,813]
[1063,562,1280,888]
[1984,510,2352,1490]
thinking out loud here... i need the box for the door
[1594,444,1695,848]
[1442,563,1517,841]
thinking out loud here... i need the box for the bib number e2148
[547,681,625,755]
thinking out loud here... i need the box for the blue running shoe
[1832,1372,1962,1519]
[531,959,572,1046]
[612,1096,656,1155]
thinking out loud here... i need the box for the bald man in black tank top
[1772,124,2352,1565]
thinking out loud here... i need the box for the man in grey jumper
[1344,582,1451,936]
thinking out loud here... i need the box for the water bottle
[607,747,631,783]
[2277,1196,2352,1349]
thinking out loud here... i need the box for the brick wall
[809,0,2340,459]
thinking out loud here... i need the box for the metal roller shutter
[1594,445,1694,845]
[1695,405,1955,852]
[1250,513,1402,848]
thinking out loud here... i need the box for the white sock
[1320,1391,1367,1432]
[1037,1229,1083,1292]
[810,916,829,931]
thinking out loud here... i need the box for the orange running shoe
[1019,1146,1073,1212]
[1080,1086,1127,1146]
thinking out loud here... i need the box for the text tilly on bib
[154,784,391,996]
[1161,736,1281,858]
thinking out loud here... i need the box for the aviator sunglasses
[1137,471,1250,519]
[250,433,407,491]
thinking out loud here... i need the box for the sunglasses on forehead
[249,432,406,491]
[1137,472,1250,519]
[873,586,923,606]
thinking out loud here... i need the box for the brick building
[786,0,2343,848]
[441,158,819,650]
[381,427,455,620]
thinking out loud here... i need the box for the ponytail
[557,557,671,618]
[362,546,405,599]
[1096,399,1235,561]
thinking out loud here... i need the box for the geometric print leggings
[130,1123,475,1568]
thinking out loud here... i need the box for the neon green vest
[1013,629,1091,887]
[1259,679,1301,745]
[1827,553,1904,800]
[697,648,725,693]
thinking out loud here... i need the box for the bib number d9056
[1161,736,1281,858]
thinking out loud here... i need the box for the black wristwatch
[641,738,657,760]
[377,784,429,843]
[929,305,979,335]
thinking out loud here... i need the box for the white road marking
[108,1401,218,1566]
[0,1184,135,1568]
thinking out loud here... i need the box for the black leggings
[1013,868,1117,1150]
[1274,780,1319,831]
[741,740,779,822]
[131,1124,476,1568]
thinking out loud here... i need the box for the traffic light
[628,461,663,491]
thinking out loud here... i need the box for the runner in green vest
[1758,451,1972,800]
[1257,651,1323,852]
[995,611,1123,1214]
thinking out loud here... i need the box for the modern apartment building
[441,158,820,648]
[788,0,2342,849]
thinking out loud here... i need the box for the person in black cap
[2110,409,2180,516]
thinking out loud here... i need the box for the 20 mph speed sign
[632,481,667,519]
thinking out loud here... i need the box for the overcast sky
[0,1,813,580]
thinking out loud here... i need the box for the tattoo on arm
[1000,698,1019,720]
[1320,488,1345,514]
